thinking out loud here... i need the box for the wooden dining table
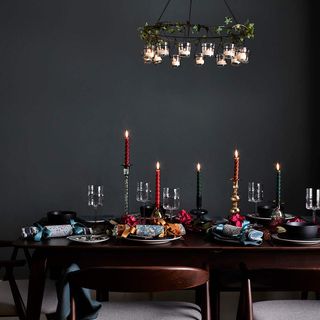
[13,233,320,320]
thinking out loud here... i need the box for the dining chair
[68,266,210,320]
[0,240,58,319]
[237,265,320,320]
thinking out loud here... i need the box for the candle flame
[234,150,239,158]
[276,163,280,171]
[197,163,201,171]
[156,161,160,170]
[125,130,129,138]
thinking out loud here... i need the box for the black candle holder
[190,208,210,222]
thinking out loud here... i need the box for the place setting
[19,130,320,248]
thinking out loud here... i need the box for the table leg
[26,249,47,320]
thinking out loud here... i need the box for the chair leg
[70,286,76,320]
[205,280,211,320]
[237,278,253,320]
[6,268,26,320]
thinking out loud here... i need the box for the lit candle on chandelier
[233,150,239,182]
[196,163,202,209]
[155,162,161,209]
[275,163,281,207]
[124,130,130,167]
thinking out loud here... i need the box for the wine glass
[163,188,180,221]
[306,188,320,224]
[248,182,263,215]
[88,185,104,223]
[136,182,151,223]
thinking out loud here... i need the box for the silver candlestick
[123,165,131,215]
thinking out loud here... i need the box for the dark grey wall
[0,0,314,240]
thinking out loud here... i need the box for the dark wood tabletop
[13,233,320,320]
[13,232,320,251]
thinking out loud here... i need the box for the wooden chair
[0,240,26,319]
[237,265,320,320]
[0,240,57,319]
[68,266,210,320]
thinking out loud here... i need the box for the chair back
[68,266,210,320]
[237,265,320,320]
[243,267,320,291]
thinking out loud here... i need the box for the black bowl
[140,205,166,217]
[257,203,285,218]
[284,222,319,240]
[47,211,77,225]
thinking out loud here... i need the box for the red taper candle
[124,130,130,167]
[155,162,160,209]
[233,150,239,181]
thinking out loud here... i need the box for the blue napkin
[55,264,101,320]
[213,222,263,246]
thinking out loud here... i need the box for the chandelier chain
[157,0,172,23]
[187,0,193,36]
[223,0,238,24]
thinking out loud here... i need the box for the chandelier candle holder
[230,150,240,216]
[122,130,131,215]
[138,0,254,68]
[190,163,209,222]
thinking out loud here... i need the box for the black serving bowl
[257,203,285,218]
[47,211,77,225]
[140,205,166,218]
[284,222,319,240]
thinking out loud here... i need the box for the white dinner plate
[124,236,182,245]
[67,235,110,244]
[271,234,320,245]
[246,214,294,221]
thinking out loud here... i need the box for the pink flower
[287,216,305,223]
[229,213,245,227]
[177,210,193,225]
[121,214,138,227]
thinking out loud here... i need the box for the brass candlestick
[230,179,240,215]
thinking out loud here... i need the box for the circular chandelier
[138,0,254,68]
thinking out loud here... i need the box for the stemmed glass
[248,182,263,215]
[306,188,320,224]
[163,188,180,221]
[136,182,151,223]
[88,185,104,223]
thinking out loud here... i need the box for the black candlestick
[191,163,209,222]
[196,170,202,208]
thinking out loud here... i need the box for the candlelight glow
[276,163,280,171]
[197,163,201,171]
[234,150,239,158]
[125,130,129,138]
[156,162,160,170]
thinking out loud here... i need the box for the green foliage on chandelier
[138,17,254,46]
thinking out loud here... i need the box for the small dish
[272,233,320,246]
[124,236,181,245]
[246,213,294,221]
[67,235,110,244]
